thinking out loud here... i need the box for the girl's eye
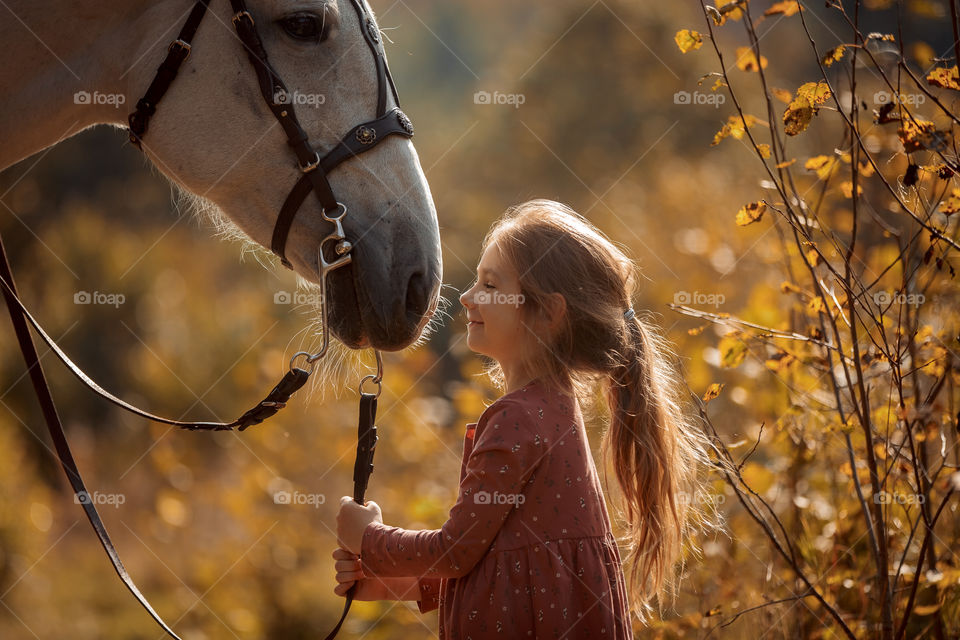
[484,283,495,289]
[278,13,330,42]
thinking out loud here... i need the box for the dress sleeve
[360,398,545,579]
[416,577,441,612]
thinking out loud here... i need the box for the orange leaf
[765,0,803,16]
[736,201,766,226]
[675,29,703,53]
[735,46,768,72]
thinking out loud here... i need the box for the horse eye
[278,13,329,43]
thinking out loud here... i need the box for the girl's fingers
[333,580,355,596]
[332,547,359,561]
[335,569,364,583]
[334,558,362,572]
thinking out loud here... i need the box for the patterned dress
[360,378,633,639]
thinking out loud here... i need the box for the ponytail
[603,311,708,622]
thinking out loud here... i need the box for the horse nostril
[405,270,429,319]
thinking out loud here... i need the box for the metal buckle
[232,10,254,27]
[299,151,321,173]
[168,39,191,59]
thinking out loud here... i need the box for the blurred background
[1,0,957,638]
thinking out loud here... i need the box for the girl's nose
[459,285,475,309]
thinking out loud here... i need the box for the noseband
[128,0,415,271]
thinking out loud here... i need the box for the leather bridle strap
[324,391,378,640]
[0,268,310,432]
[128,0,211,148]
[273,108,413,263]
[0,235,184,639]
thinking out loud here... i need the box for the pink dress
[360,378,633,639]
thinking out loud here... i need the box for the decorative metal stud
[356,126,377,145]
[397,110,414,135]
[366,18,380,43]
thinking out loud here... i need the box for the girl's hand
[332,548,417,601]
[336,496,382,555]
[332,547,381,600]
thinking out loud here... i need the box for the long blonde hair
[481,199,719,623]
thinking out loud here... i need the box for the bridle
[0,0,409,637]
[128,0,415,272]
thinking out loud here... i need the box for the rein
[0,0,407,636]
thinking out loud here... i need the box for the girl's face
[459,242,530,367]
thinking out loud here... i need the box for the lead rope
[0,233,185,639]
[325,354,382,640]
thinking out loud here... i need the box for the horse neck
[0,0,170,171]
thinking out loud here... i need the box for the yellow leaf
[858,160,876,177]
[703,383,725,403]
[805,155,841,180]
[719,0,744,20]
[783,81,832,136]
[757,143,771,158]
[807,296,827,314]
[941,188,960,215]
[735,46,768,72]
[765,0,803,16]
[764,350,796,371]
[719,336,748,368]
[736,201,766,226]
[841,181,864,198]
[822,45,846,66]
[806,248,821,266]
[688,324,708,336]
[781,281,804,295]
[912,42,936,68]
[927,66,960,91]
[712,114,762,145]
[898,119,946,153]
[776,158,796,168]
[771,87,793,103]
[675,29,703,53]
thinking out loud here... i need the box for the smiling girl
[333,199,717,637]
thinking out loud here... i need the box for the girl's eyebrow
[478,267,499,279]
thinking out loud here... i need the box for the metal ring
[299,151,321,173]
[322,202,347,222]
[289,351,316,373]
[168,39,192,59]
[358,374,382,398]
[232,10,254,27]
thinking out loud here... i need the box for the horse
[0,0,443,353]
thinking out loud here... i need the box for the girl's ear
[542,292,567,332]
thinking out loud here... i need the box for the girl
[334,199,716,637]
